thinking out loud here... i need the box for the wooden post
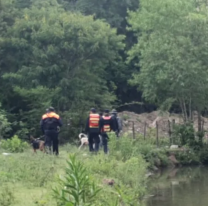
[172,119,175,144]
[132,121,135,139]
[144,122,147,140]
[202,119,205,132]
[168,120,171,146]
[156,121,159,147]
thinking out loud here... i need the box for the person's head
[48,106,55,112]
[46,108,49,113]
[90,108,96,114]
[111,109,117,116]
[99,112,103,117]
[104,109,110,116]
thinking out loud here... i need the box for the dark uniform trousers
[45,131,59,155]
[101,133,108,154]
[88,133,100,152]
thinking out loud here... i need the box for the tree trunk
[189,96,192,121]
[179,98,186,122]
[183,98,188,122]
[198,110,202,132]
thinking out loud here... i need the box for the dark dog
[29,135,45,153]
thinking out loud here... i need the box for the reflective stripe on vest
[102,116,111,132]
[42,112,60,120]
[89,114,100,128]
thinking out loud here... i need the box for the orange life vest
[89,114,100,128]
[102,116,111,132]
[42,112,60,120]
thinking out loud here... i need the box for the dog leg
[79,142,84,150]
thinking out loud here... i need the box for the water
[145,166,208,206]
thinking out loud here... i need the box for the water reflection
[145,166,208,206]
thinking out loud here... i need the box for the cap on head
[48,107,55,112]
[91,108,96,113]
[111,109,117,114]
[104,109,109,114]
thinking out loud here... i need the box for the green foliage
[172,123,206,151]
[53,154,101,206]
[82,153,147,205]
[199,146,208,164]
[128,0,208,121]
[173,123,195,146]
[1,135,28,152]
[61,0,139,29]
[109,133,169,168]
[0,104,11,139]
[0,186,15,206]
[176,149,201,165]
[0,1,125,138]
[0,151,62,188]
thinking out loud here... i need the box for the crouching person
[100,109,115,154]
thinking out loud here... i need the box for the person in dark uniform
[111,109,122,137]
[100,109,115,154]
[40,107,62,155]
[85,108,101,152]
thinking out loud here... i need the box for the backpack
[117,117,123,131]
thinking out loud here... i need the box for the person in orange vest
[85,108,101,152]
[100,109,115,154]
[40,107,62,155]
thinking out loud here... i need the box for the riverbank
[1,134,208,206]
[0,135,148,206]
[144,166,208,206]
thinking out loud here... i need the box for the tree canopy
[1,0,208,139]
[128,0,208,122]
[0,0,125,138]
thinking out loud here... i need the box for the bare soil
[118,111,208,137]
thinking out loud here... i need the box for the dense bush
[0,186,15,206]
[109,133,169,168]
[0,135,28,153]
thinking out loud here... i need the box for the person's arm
[112,116,118,132]
[58,118,63,127]
[99,117,104,133]
[40,119,44,134]
[110,118,115,132]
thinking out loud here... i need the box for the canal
[145,166,208,206]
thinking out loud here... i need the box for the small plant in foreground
[53,154,101,206]
[1,135,28,152]
[0,186,15,206]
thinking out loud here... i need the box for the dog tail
[79,133,87,139]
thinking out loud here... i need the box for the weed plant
[1,135,28,153]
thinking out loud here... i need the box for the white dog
[78,133,89,150]
[78,133,102,150]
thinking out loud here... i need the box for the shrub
[0,186,15,206]
[53,154,101,206]
[198,146,208,164]
[0,153,58,187]
[1,135,28,152]
[175,149,201,165]
[108,133,169,168]
[172,123,195,146]
[82,153,147,206]
[0,104,11,140]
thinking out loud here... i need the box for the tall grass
[0,135,151,206]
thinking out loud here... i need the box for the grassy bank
[0,135,148,206]
[1,133,208,206]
